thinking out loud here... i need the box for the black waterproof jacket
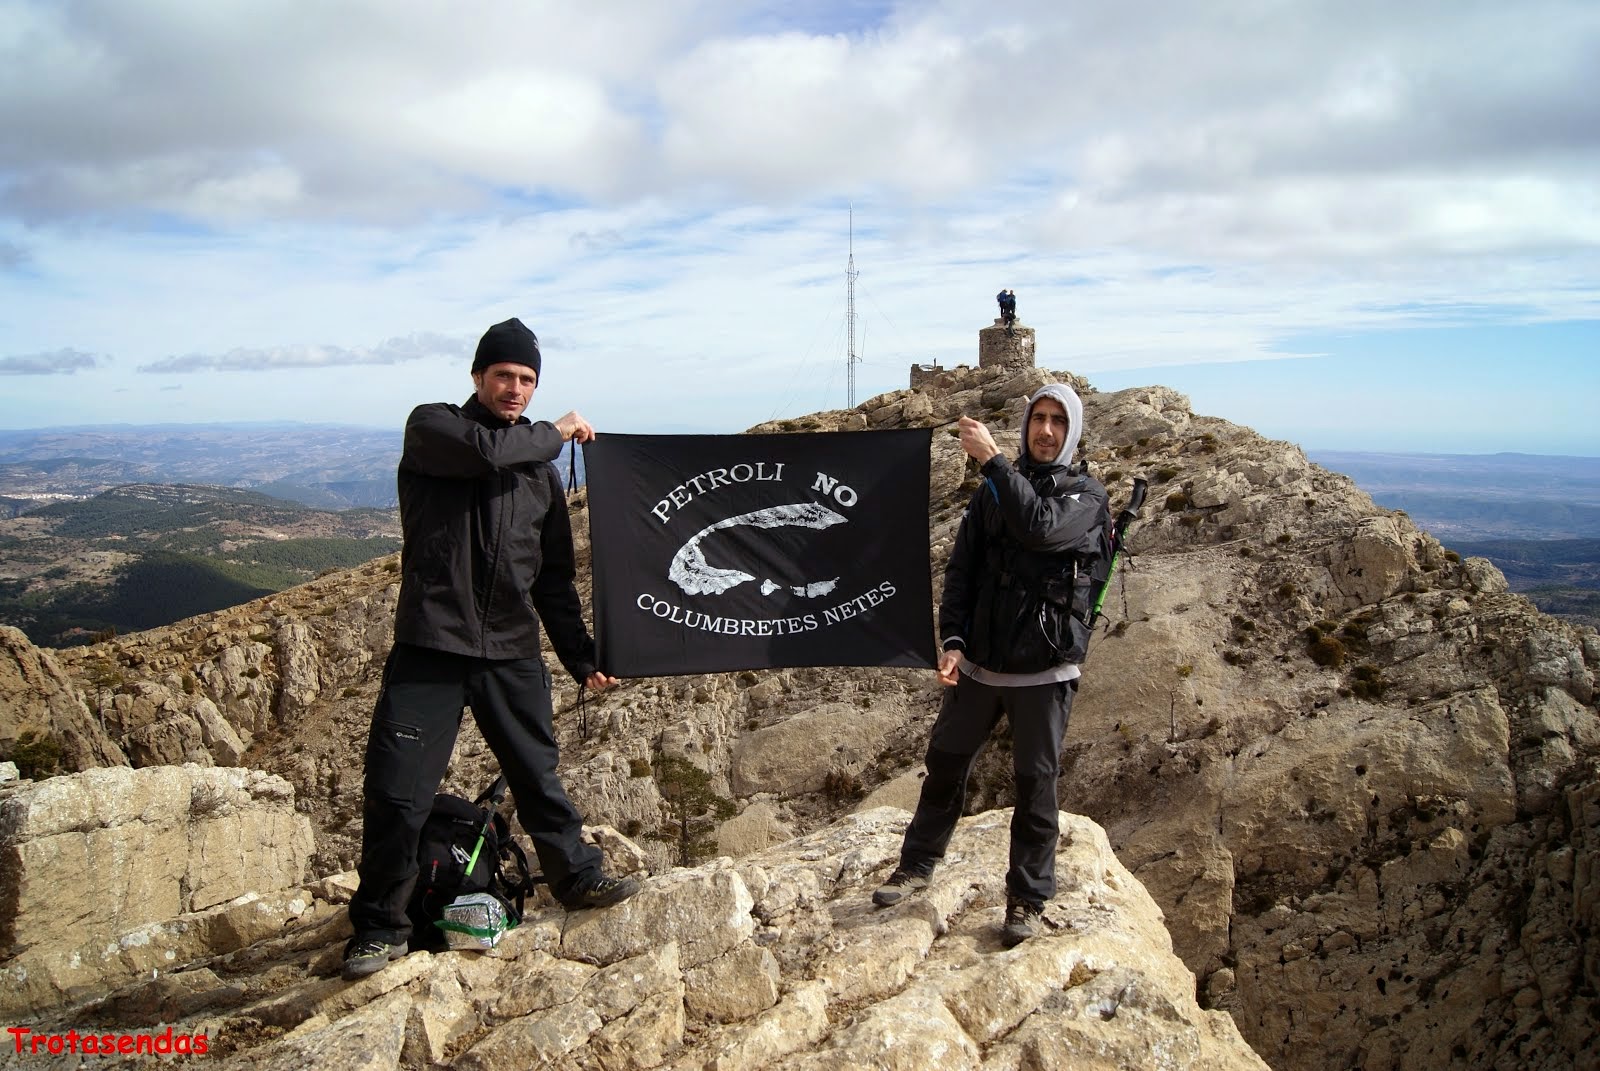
[391,396,597,679]
[939,453,1111,672]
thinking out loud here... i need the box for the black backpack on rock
[405,776,539,951]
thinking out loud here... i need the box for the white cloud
[138,333,464,373]
[658,28,988,198]
[5,1,1596,233]
[0,348,103,375]
[0,0,1595,449]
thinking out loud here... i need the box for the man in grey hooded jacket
[873,383,1110,945]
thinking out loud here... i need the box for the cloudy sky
[2,0,1596,455]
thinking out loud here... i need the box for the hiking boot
[1001,897,1042,947]
[342,937,408,980]
[872,866,933,908]
[562,874,640,911]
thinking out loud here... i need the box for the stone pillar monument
[978,319,1036,369]
[905,302,1039,390]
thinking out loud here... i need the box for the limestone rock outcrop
[0,803,1268,1071]
[0,624,127,772]
[0,763,314,1015]
[46,559,399,776]
[730,701,901,796]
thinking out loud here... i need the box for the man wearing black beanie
[471,317,542,379]
[344,317,638,980]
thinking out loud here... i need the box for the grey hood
[1021,382,1085,468]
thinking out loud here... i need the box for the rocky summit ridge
[0,762,1264,1070]
[1,362,1596,1071]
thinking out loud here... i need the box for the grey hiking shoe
[342,937,408,980]
[562,874,641,911]
[872,867,932,907]
[1001,897,1042,947]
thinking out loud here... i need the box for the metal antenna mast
[847,205,860,408]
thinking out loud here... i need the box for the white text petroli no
[652,464,863,524]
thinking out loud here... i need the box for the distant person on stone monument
[997,289,1017,334]
[872,382,1111,946]
[342,317,638,981]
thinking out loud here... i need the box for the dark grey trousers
[347,643,601,944]
[900,674,1077,906]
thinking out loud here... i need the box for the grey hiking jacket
[938,384,1111,675]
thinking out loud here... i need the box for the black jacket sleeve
[937,488,987,652]
[530,465,599,682]
[401,403,564,479]
[979,455,1110,555]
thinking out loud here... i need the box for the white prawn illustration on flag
[583,430,935,677]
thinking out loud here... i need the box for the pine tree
[651,753,736,867]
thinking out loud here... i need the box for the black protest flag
[582,430,935,677]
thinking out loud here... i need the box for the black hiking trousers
[348,643,602,944]
[899,674,1077,906]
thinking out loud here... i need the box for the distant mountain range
[0,422,589,512]
[1306,450,1600,540]
[0,482,399,645]
[0,423,404,511]
[0,426,1593,641]
[7,426,1582,533]
[1305,450,1600,627]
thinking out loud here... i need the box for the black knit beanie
[472,318,542,378]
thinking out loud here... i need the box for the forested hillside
[0,484,398,644]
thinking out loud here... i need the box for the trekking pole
[1089,477,1148,626]
[464,775,510,880]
